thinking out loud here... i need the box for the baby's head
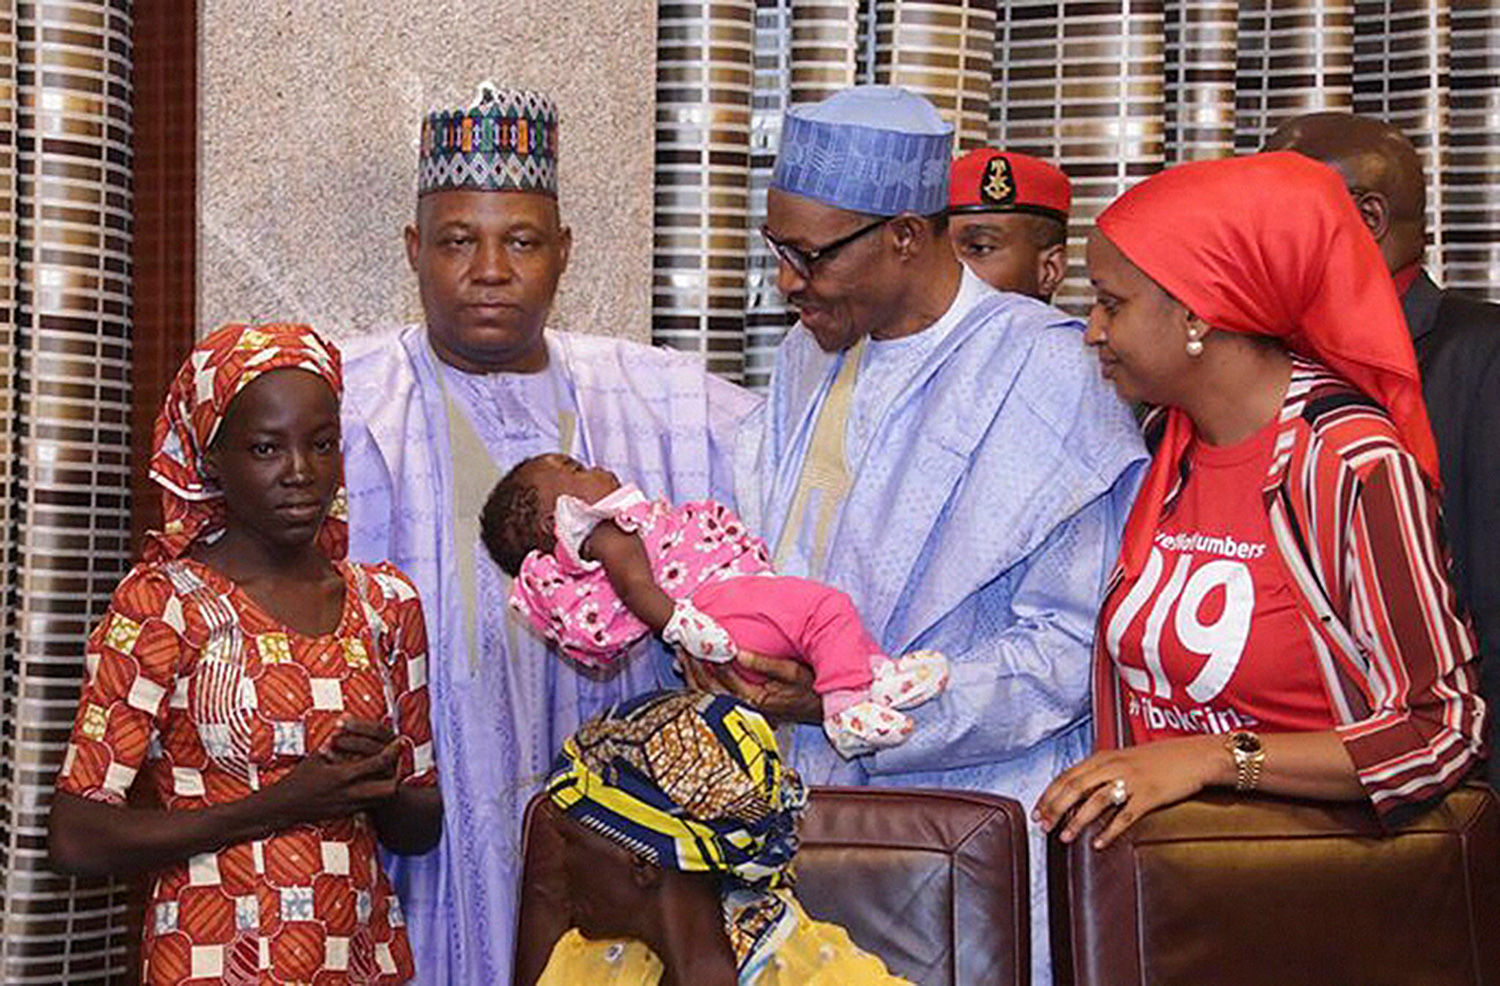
[480,453,621,576]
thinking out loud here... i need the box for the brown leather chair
[1049,783,1500,986]
[515,785,1030,986]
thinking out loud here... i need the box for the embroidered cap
[418,82,559,197]
[771,85,954,216]
[949,149,1071,222]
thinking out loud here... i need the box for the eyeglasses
[760,216,891,280]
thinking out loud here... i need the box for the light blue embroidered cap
[771,85,955,216]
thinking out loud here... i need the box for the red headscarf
[146,323,346,563]
[1096,151,1439,578]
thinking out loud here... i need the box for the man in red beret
[948,149,1071,301]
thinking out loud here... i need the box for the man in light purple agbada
[339,83,758,986]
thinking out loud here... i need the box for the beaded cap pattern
[418,82,558,196]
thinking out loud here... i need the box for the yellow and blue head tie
[546,689,808,889]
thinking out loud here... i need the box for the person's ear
[556,224,572,275]
[404,220,421,272]
[201,446,222,485]
[1183,310,1210,356]
[1037,242,1068,299]
[1353,189,1391,244]
[887,214,925,259]
[631,854,661,890]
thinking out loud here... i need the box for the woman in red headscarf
[48,324,441,984]
[1035,153,1484,850]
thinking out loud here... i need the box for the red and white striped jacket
[1093,358,1486,816]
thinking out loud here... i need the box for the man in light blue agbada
[732,85,1147,986]
[340,83,759,986]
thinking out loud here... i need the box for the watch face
[1232,732,1261,753]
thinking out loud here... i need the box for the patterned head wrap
[1096,152,1439,580]
[547,689,808,889]
[146,322,346,563]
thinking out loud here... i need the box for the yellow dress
[535,898,913,986]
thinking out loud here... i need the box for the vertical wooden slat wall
[657,0,1498,372]
[2,1,137,982]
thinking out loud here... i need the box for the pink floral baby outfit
[508,486,947,757]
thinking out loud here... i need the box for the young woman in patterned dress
[48,323,441,985]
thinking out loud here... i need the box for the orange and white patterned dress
[58,557,437,985]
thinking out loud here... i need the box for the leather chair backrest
[515,785,1030,986]
[1049,783,1500,986]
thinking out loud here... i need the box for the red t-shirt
[1103,419,1336,742]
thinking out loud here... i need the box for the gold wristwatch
[1226,731,1265,792]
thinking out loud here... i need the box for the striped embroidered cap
[772,85,954,216]
[418,82,558,196]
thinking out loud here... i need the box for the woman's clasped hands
[269,717,410,824]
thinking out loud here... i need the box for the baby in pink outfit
[481,453,948,758]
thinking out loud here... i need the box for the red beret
[949,149,1071,222]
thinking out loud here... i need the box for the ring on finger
[1109,777,1128,806]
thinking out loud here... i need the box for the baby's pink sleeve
[609,498,659,535]
[508,551,651,669]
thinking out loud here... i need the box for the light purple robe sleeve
[706,373,763,507]
[343,412,395,564]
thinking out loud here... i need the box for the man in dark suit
[1267,112,1500,784]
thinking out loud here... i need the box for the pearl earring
[1186,334,1204,357]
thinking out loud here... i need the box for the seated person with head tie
[535,688,913,986]
[482,453,949,758]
